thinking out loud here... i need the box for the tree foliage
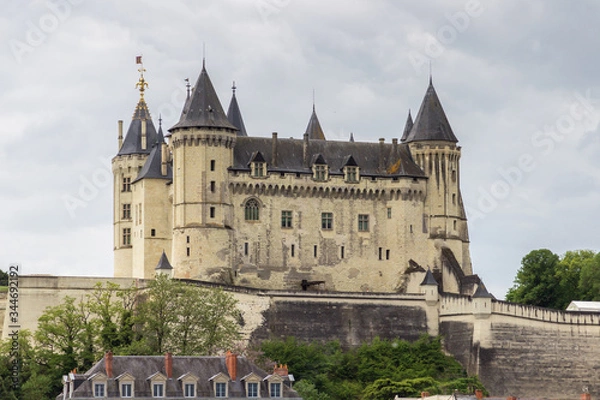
[506,249,600,309]
[260,335,486,400]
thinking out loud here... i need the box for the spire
[420,269,438,286]
[403,80,458,143]
[170,62,237,131]
[155,251,173,277]
[400,109,413,142]
[349,132,354,142]
[473,283,494,299]
[305,104,325,140]
[227,81,248,136]
[117,58,158,156]
[132,136,171,183]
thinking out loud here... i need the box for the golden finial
[135,55,148,100]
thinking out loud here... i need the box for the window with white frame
[215,381,227,398]
[184,382,195,397]
[120,382,132,397]
[247,382,259,398]
[153,382,164,397]
[269,382,281,398]
[93,383,105,398]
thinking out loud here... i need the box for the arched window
[244,199,260,221]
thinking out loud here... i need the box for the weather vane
[135,55,148,100]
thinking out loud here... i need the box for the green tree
[294,380,331,400]
[0,269,7,286]
[577,252,600,301]
[506,249,561,308]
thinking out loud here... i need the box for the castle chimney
[105,351,113,378]
[161,142,168,176]
[225,351,237,381]
[273,364,289,377]
[272,132,278,168]
[303,133,309,167]
[141,120,147,150]
[165,352,173,379]
[118,120,123,150]
[378,138,385,172]
[392,138,398,161]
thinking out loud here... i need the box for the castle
[112,60,474,293]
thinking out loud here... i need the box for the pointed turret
[170,62,237,131]
[305,105,325,140]
[400,110,413,142]
[227,82,248,137]
[117,90,159,155]
[404,80,457,143]
[155,251,173,278]
[420,268,438,287]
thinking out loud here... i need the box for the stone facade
[112,63,473,293]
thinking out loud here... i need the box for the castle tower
[226,82,247,137]
[403,77,472,275]
[167,61,238,280]
[112,62,159,277]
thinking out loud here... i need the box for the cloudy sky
[1,0,599,299]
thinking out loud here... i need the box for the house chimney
[378,138,385,172]
[141,119,147,150]
[392,138,398,161]
[475,389,483,400]
[161,142,168,176]
[105,351,113,378]
[225,351,237,381]
[118,120,123,150]
[273,364,289,377]
[165,352,173,379]
[272,132,278,168]
[303,133,309,167]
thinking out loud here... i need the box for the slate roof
[400,110,413,142]
[170,62,237,132]
[117,99,159,156]
[132,135,172,183]
[420,269,438,286]
[403,79,458,143]
[155,251,173,271]
[472,283,494,299]
[63,355,302,399]
[305,105,325,140]
[227,85,248,137]
[232,137,426,178]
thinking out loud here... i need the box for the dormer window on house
[242,372,262,398]
[269,382,282,397]
[342,155,359,183]
[249,152,267,178]
[247,382,259,397]
[210,372,230,398]
[153,382,164,397]
[116,372,135,398]
[90,373,108,398]
[184,382,195,397]
[311,154,329,181]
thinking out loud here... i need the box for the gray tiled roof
[232,137,426,178]
[155,251,173,270]
[420,269,438,286]
[65,355,301,399]
[305,105,325,140]
[400,110,413,142]
[170,63,237,132]
[117,99,159,156]
[403,79,458,143]
[132,137,172,183]
[472,283,494,299]
[227,86,248,137]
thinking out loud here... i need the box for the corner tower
[167,61,238,280]
[112,63,159,277]
[403,78,472,275]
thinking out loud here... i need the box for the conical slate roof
[117,99,159,156]
[400,110,413,142]
[420,269,438,286]
[170,62,237,131]
[227,84,247,136]
[155,251,173,271]
[305,105,325,140]
[132,140,172,183]
[473,283,494,299]
[404,79,458,143]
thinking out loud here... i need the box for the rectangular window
[210,159,216,171]
[387,207,392,219]
[314,165,327,181]
[386,249,390,260]
[94,383,105,397]
[153,383,164,397]
[247,382,258,397]
[122,228,131,246]
[291,244,295,257]
[184,383,195,397]
[186,247,190,257]
[186,235,190,243]
[345,166,358,182]
[321,212,333,230]
[378,247,382,260]
[410,224,413,233]
[210,207,215,218]
[270,382,281,398]
[151,228,156,237]
[122,203,131,219]
[244,242,249,256]
[210,181,216,192]
[452,193,456,205]
[340,246,345,259]
[121,383,132,397]
[314,245,318,258]
[122,177,131,192]
[252,162,264,177]
[215,382,227,398]
[281,210,292,228]
[358,214,369,232]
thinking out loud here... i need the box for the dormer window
[179,372,199,398]
[269,382,281,397]
[247,382,259,397]
[242,372,262,398]
[249,151,267,178]
[184,383,196,397]
[116,372,135,398]
[93,383,105,398]
[342,155,359,183]
[148,372,167,398]
[210,372,230,398]
[311,154,328,181]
